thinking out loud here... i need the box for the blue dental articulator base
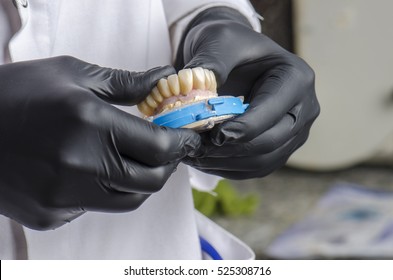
[151,96,249,131]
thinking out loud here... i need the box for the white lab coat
[0,0,260,259]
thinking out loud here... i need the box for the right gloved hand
[0,56,201,230]
[177,7,319,180]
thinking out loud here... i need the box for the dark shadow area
[250,0,293,51]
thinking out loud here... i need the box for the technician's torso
[0,0,201,259]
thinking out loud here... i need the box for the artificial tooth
[137,101,154,116]
[157,79,172,98]
[209,70,217,92]
[178,68,193,95]
[151,87,163,103]
[204,69,212,90]
[167,74,180,96]
[192,67,205,90]
[145,94,158,109]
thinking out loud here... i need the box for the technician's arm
[0,56,201,230]
[178,7,320,179]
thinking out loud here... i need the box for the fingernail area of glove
[185,142,207,158]
[211,127,241,146]
[183,139,204,157]
[154,145,199,163]
[181,131,204,157]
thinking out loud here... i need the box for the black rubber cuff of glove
[174,6,254,70]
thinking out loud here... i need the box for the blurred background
[200,0,393,259]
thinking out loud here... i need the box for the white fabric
[196,211,255,260]
[0,0,259,259]
[0,216,18,259]
[0,0,13,63]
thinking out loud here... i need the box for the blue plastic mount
[152,96,249,128]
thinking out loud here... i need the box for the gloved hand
[0,56,201,230]
[177,7,320,179]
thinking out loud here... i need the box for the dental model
[137,67,217,117]
[137,67,248,131]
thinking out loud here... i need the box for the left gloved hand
[177,7,320,179]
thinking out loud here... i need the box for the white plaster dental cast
[137,67,218,117]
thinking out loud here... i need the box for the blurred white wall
[288,0,393,170]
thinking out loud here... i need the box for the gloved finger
[46,170,153,214]
[20,192,147,230]
[211,63,314,145]
[182,23,280,86]
[88,65,176,105]
[16,207,87,231]
[104,159,179,194]
[185,127,309,173]
[73,57,176,105]
[190,155,290,180]
[106,106,201,166]
[184,54,229,87]
[200,109,307,158]
[82,191,150,213]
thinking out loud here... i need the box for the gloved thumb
[78,59,176,105]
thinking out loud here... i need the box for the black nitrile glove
[177,7,320,180]
[0,56,201,230]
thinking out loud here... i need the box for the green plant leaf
[193,180,260,217]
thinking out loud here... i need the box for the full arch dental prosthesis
[137,67,248,131]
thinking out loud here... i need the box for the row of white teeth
[138,67,217,116]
